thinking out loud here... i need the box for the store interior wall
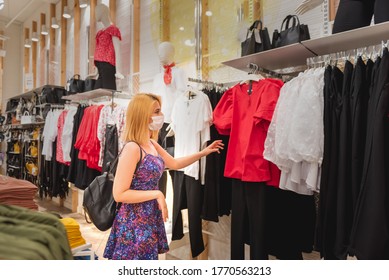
[1,21,22,112]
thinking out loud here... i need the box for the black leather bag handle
[286,15,300,29]
[249,20,263,31]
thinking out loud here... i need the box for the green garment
[0,232,54,260]
[0,204,73,260]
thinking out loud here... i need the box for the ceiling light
[63,6,71,19]
[0,1,4,11]
[179,26,184,31]
[51,18,59,29]
[24,39,32,48]
[79,0,88,8]
[31,32,39,42]
[205,10,213,17]
[41,25,49,36]
[184,39,195,47]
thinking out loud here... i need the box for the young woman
[103,93,223,260]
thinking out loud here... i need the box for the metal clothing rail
[306,40,389,68]
[188,77,225,87]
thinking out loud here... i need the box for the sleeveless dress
[103,147,169,260]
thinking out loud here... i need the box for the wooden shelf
[223,21,389,73]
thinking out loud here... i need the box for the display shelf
[303,21,389,57]
[223,21,389,73]
[223,43,314,74]
[7,165,21,169]
[6,122,45,129]
[10,85,64,100]
[25,155,38,159]
[62,88,132,101]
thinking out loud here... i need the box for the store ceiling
[0,0,59,26]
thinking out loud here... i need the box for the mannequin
[92,4,124,90]
[153,42,187,196]
[296,0,389,34]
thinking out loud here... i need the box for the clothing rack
[306,40,389,69]
[247,63,283,79]
[188,77,225,88]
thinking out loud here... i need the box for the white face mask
[149,115,164,131]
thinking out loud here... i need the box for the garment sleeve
[97,106,108,142]
[253,81,283,125]
[200,95,213,184]
[213,88,234,135]
[62,108,77,162]
[107,25,122,40]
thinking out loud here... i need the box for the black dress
[349,48,389,259]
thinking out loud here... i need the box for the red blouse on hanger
[213,79,283,186]
[74,105,104,172]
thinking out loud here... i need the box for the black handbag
[84,78,97,92]
[40,87,67,104]
[83,142,142,231]
[68,74,85,93]
[272,15,310,49]
[241,20,272,57]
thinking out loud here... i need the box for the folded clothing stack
[60,217,86,249]
[0,176,38,210]
[0,204,73,260]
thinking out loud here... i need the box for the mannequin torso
[93,4,124,81]
[153,42,187,123]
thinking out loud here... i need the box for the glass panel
[169,0,196,74]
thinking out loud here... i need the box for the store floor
[37,197,322,260]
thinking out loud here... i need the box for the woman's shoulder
[121,141,142,156]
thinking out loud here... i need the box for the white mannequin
[90,4,124,79]
[152,41,187,124]
[295,0,324,15]
[158,41,175,66]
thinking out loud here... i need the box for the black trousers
[231,180,268,260]
[94,61,116,90]
[172,171,204,258]
[333,0,389,33]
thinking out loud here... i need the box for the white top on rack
[223,21,389,74]
[62,88,132,101]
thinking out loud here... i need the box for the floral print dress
[103,148,169,260]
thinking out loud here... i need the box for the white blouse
[264,67,325,195]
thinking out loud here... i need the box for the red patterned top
[94,25,122,66]
[56,110,70,166]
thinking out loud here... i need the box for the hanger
[240,63,264,85]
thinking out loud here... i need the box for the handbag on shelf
[40,87,67,104]
[21,111,35,125]
[84,78,97,92]
[241,20,272,57]
[83,142,142,231]
[272,15,310,49]
[25,161,38,176]
[68,74,85,93]
[28,142,38,157]
[13,142,20,154]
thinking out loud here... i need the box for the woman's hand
[202,140,224,156]
[156,191,168,222]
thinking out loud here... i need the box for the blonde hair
[122,93,162,144]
